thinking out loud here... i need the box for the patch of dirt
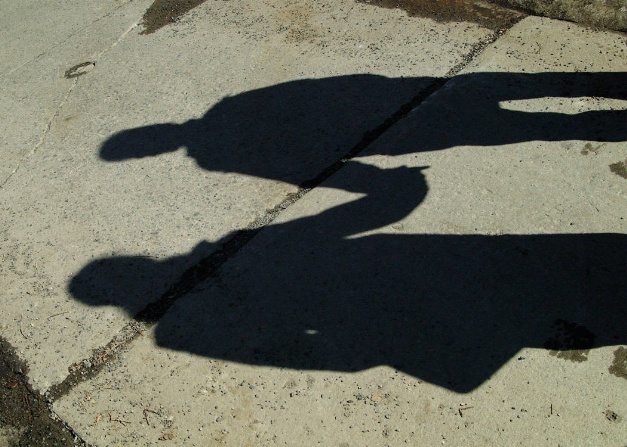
[609,160,627,179]
[140,0,209,35]
[0,337,80,447]
[358,0,523,30]
[609,346,627,379]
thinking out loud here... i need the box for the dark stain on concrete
[357,0,524,30]
[64,62,95,79]
[544,319,596,362]
[140,0,208,35]
[609,346,627,379]
[609,160,627,179]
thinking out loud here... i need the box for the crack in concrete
[0,78,78,190]
[95,21,140,61]
[47,18,522,402]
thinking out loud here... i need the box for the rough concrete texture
[0,428,20,447]
[54,16,627,446]
[0,0,141,186]
[497,0,627,31]
[0,0,498,392]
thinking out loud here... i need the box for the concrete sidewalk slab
[0,0,502,392]
[54,16,627,446]
[0,0,145,185]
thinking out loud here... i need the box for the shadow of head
[100,123,185,161]
[68,241,216,317]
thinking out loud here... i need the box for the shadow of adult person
[69,71,626,392]
[100,74,433,187]
[100,72,626,186]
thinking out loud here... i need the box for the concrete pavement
[1,0,625,445]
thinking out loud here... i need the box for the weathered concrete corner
[496,0,627,31]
